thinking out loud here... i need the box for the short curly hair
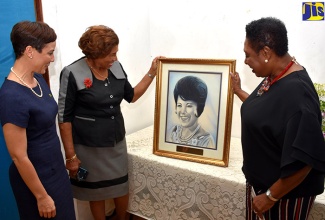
[245,17,288,56]
[10,21,57,59]
[173,76,208,117]
[78,25,119,59]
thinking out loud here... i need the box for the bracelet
[66,154,77,163]
[148,73,155,79]
[266,189,279,202]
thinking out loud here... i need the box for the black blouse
[58,57,134,147]
[241,68,325,198]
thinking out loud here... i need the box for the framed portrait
[153,58,235,167]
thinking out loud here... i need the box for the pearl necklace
[11,67,43,98]
[179,124,201,142]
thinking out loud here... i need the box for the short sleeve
[0,83,29,128]
[281,110,325,177]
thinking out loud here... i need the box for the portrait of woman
[166,75,216,148]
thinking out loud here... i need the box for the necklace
[90,66,107,78]
[256,57,296,97]
[88,64,110,86]
[11,67,43,98]
[179,124,201,142]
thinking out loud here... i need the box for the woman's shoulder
[279,69,313,96]
[110,61,126,79]
[61,57,92,90]
[277,69,320,114]
[0,80,29,125]
[290,69,316,93]
[168,125,180,136]
[0,79,24,98]
[196,126,210,137]
[63,57,89,76]
[195,127,216,148]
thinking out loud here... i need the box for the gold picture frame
[153,58,235,167]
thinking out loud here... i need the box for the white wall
[42,0,325,138]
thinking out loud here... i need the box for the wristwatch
[266,189,279,202]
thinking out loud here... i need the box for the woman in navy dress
[0,21,75,219]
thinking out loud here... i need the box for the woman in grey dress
[58,25,162,220]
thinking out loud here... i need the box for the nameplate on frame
[176,146,204,155]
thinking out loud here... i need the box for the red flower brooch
[84,78,92,89]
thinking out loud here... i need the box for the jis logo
[302,2,324,20]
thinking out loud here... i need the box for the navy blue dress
[0,74,75,219]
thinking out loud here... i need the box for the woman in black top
[58,25,162,220]
[230,17,325,220]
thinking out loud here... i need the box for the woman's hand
[148,56,165,76]
[37,194,56,218]
[252,165,312,218]
[132,56,166,102]
[230,72,242,94]
[65,156,81,178]
[229,72,249,102]
[252,193,275,219]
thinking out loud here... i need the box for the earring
[29,56,33,59]
[264,59,268,63]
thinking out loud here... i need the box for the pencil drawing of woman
[167,76,216,148]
